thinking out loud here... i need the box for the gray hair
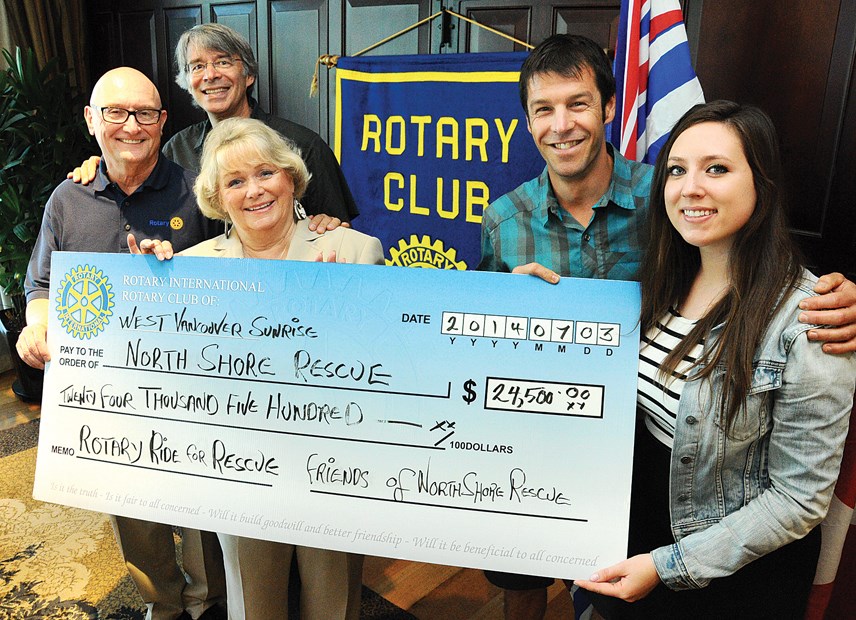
[194,117,311,222]
[174,23,259,96]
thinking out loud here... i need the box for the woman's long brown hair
[639,101,803,432]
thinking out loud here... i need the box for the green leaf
[0,45,92,306]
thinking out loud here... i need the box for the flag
[609,0,705,164]
[804,398,856,620]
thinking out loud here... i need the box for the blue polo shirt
[478,146,653,281]
[25,154,221,302]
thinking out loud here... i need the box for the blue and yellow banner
[335,53,543,269]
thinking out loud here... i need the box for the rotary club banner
[334,53,543,270]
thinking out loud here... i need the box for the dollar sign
[462,379,477,404]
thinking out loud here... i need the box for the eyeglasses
[98,107,163,125]
[186,58,241,76]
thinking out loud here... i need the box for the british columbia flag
[608,0,704,164]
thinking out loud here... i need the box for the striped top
[638,308,705,448]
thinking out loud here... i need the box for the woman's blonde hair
[194,117,311,221]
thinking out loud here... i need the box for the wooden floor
[363,555,575,619]
[0,369,40,431]
[0,369,576,619]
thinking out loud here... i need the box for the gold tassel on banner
[310,54,340,97]
[309,9,533,97]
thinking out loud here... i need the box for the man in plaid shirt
[478,33,856,620]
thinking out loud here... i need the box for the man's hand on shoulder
[512,262,560,284]
[307,214,350,233]
[800,272,856,354]
[67,155,101,185]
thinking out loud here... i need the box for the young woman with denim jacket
[577,101,856,618]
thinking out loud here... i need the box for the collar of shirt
[607,144,646,212]
[192,96,271,153]
[538,143,640,227]
[93,154,171,199]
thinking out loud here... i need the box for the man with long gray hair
[165,23,357,224]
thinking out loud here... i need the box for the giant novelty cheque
[34,252,639,580]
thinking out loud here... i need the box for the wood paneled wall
[686,0,856,276]
[86,0,856,276]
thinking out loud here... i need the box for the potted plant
[0,47,92,400]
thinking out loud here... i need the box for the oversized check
[34,251,640,579]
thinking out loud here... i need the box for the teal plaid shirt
[478,147,653,281]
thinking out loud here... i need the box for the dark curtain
[3,0,87,94]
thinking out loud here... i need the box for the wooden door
[86,0,856,275]
[684,0,856,276]
[85,1,621,140]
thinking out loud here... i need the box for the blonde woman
[132,117,381,619]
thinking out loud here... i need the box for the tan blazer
[180,216,378,620]
[181,218,385,265]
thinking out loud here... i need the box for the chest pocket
[590,210,643,280]
[596,247,641,280]
[713,365,779,441]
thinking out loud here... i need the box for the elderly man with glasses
[72,23,356,230]
[18,67,225,620]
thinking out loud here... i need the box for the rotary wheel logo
[55,265,115,339]
[386,235,467,270]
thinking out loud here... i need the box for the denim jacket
[650,270,856,590]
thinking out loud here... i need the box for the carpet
[0,418,415,619]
